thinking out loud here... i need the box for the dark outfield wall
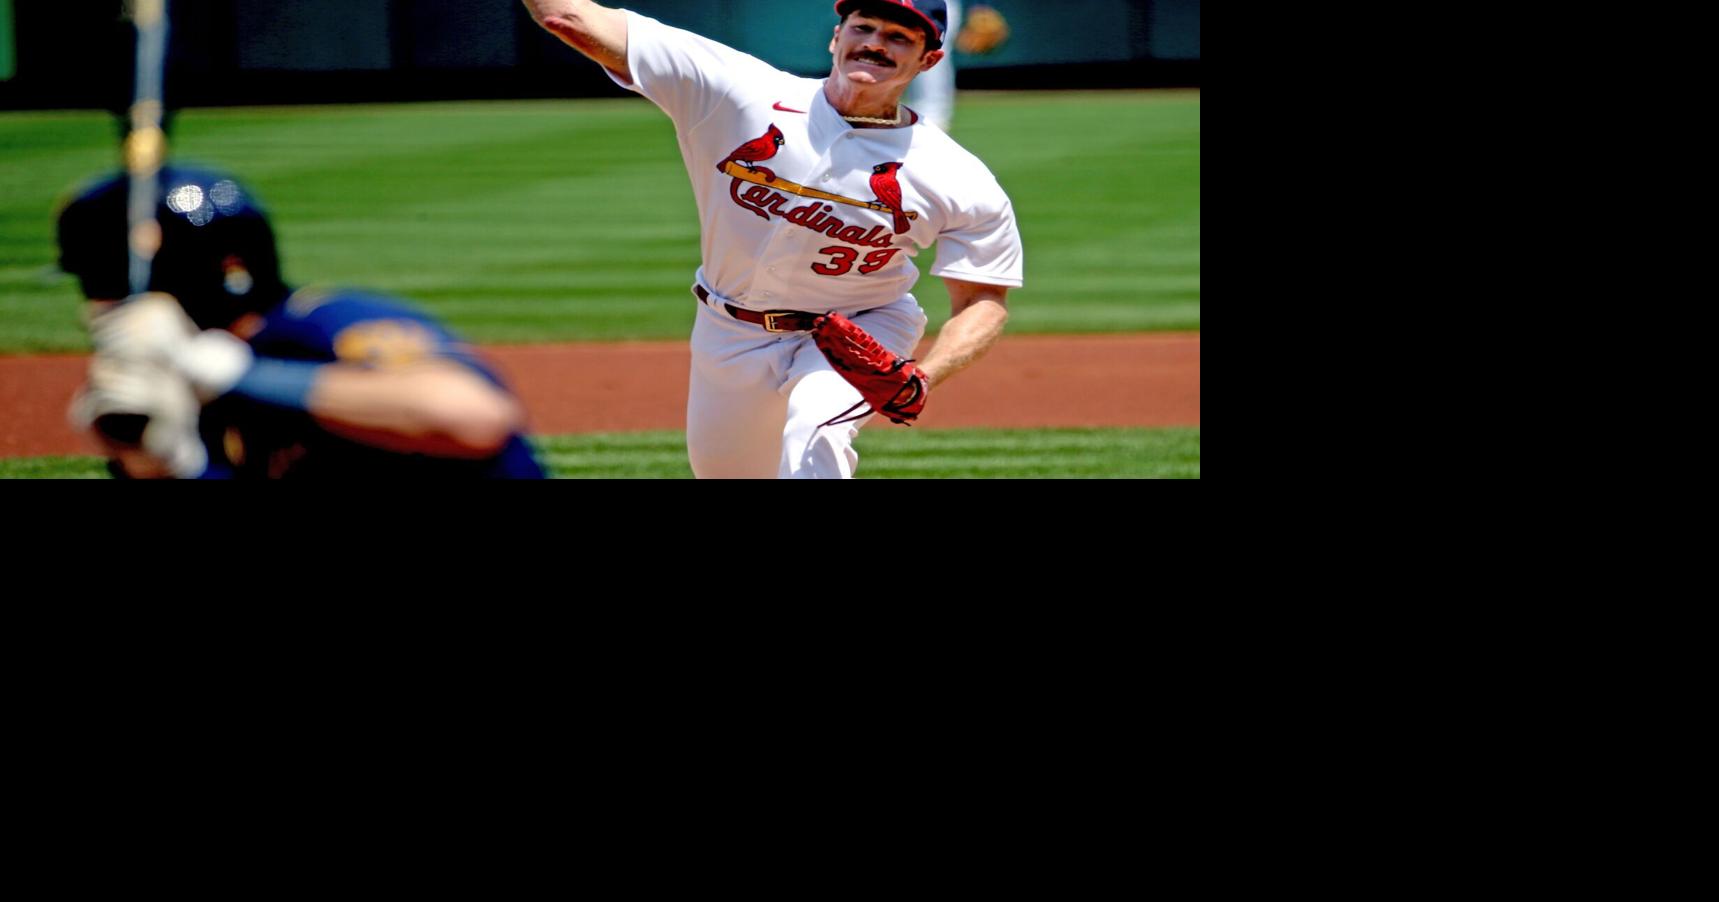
[0,0,1198,109]
[1,0,15,82]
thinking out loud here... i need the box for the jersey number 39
[812,246,901,277]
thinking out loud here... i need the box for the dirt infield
[0,333,1199,458]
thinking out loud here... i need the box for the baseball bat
[124,0,170,296]
[95,0,171,448]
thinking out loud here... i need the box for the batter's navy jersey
[195,287,546,479]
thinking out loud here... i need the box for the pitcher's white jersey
[607,10,1023,315]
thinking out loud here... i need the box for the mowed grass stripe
[0,93,1197,353]
[0,427,1199,479]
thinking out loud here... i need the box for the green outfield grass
[0,91,1199,353]
[0,427,1200,479]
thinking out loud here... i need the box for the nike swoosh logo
[773,102,808,113]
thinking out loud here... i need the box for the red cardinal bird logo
[718,124,785,183]
[870,162,910,235]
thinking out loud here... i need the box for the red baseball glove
[811,312,930,427]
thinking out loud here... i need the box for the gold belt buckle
[762,312,792,333]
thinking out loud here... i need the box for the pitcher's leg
[688,375,790,478]
[686,310,792,479]
[779,369,869,479]
[774,300,927,479]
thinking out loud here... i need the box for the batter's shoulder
[254,287,456,359]
[277,286,433,326]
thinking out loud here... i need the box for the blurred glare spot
[224,263,255,296]
[209,180,244,214]
[166,184,205,215]
[186,205,215,227]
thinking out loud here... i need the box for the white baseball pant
[686,284,928,479]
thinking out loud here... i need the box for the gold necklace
[843,107,906,127]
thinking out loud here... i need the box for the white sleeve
[932,187,1025,289]
[608,10,785,130]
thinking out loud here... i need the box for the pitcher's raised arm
[521,1,630,81]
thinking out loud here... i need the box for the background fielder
[524,0,1022,479]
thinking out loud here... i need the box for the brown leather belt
[696,285,877,333]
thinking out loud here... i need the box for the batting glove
[87,292,255,401]
[68,354,208,479]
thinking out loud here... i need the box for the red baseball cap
[834,0,948,50]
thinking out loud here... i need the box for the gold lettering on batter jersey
[332,320,437,369]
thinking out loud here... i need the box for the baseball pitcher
[524,0,1023,478]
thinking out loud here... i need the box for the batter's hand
[87,292,198,362]
[811,312,930,427]
[68,354,207,478]
[87,292,254,400]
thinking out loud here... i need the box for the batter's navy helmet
[57,166,288,331]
